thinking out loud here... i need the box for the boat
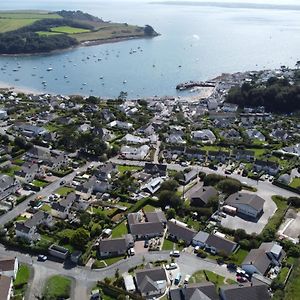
[47,68,53,71]
[64,75,68,79]
[82,83,87,86]
[100,76,104,79]
[123,80,127,84]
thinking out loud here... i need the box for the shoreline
[0,81,43,95]
[0,34,159,57]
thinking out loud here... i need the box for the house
[180,169,198,185]
[0,109,8,120]
[95,162,117,182]
[15,210,53,241]
[270,129,289,141]
[167,220,197,245]
[232,149,255,162]
[120,145,150,160]
[219,282,270,300]
[145,211,167,226]
[51,192,76,219]
[220,129,241,140]
[15,163,39,183]
[192,231,210,248]
[207,151,230,162]
[167,134,186,144]
[0,274,12,300]
[245,129,265,141]
[242,242,285,276]
[135,267,168,297]
[191,130,216,144]
[205,232,237,256]
[144,163,167,177]
[0,175,21,201]
[122,134,150,144]
[253,160,280,176]
[225,192,265,219]
[128,212,165,240]
[190,186,218,207]
[185,148,207,161]
[25,146,50,161]
[142,177,163,194]
[0,257,18,279]
[169,282,218,300]
[98,234,134,258]
[15,123,47,138]
[109,120,133,130]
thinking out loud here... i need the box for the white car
[184,274,191,284]
[166,263,177,270]
[170,250,180,257]
[128,248,135,256]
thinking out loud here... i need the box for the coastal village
[0,66,299,300]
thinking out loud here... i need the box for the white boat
[47,67,53,71]
[123,80,127,84]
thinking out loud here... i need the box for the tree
[71,228,90,250]
[216,179,242,194]
[288,197,300,208]
[203,174,224,186]
[166,208,176,219]
[160,179,179,191]
[159,190,183,209]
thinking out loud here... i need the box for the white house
[0,257,18,279]
[120,145,150,160]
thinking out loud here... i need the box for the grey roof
[99,235,133,253]
[16,210,50,233]
[193,231,210,244]
[130,222,164,236]
[220,282,270,300]
[167,220,197,244]
[145,211,167,224]
[206,234,237,255]
[225,193,265,212]
[169,282,218,300]
[190,186,218,206]
[242,249,271,275]
[52,192,76,212]
[135,267,167,294]
[0,257,16,271]
[0,174,15,190]
[0,275,11,300]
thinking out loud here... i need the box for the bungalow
[253,160,280,176]
[169,282,218,300]
[0,257,18,279]
[225,192,265,219]
[205,232,237,256]
[109,120,133,130]
[135,267,168,297]
[98,234,134,258]
[232,149,255,162]
[167,220,197,245]
[127,211,165,240]
[0,175,21,201]
[185,148,207,161]
[144,163,167,177]
[120,145,150,160]
[0,275,12,300]
[219,282,270,300]
[190,186,218,207]
[179,169,198,185]
[245,129,265,142]
[122,134,150,144]
[207,151,230,162]
[15,210,53,241]
[242,242,285,276]
[191,129,216,144]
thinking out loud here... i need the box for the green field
[111,221,128,238]
[55,186,75,196]
[50,26,91,34]
[190,270,228,288]
[290,178,300,189]
[43,275,71,299]
[0,11,61,33]
[14,264,30,287]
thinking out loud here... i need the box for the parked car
[38,255,48,261]
[166,263,177,270]
[227,263,237,271]
[237,276,248,283]
[144,240,149,248]
[170,250,180,257]
[184,274,191,284]
[60,180,66,185]
[128,248,135,256]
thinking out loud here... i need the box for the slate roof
[190,186,218,206]
[169,282,218,300]
[0,174,15,191]
[242,249,271,275]
[225,193,265,212]
[220,282,270,300]
[99,235,133,253]
[0,257,16,271]
[0,275,11,300]
[206,234,237,255]
[167,220,197,244]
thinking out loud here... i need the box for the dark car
[144,240,149,248]
[60,180,66,185]
[227,263,237,271]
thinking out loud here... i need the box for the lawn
[277,267,289,284]
[246,148,266,157]
[50,26,91,34]
[111,221,128,238]
[32,179,48,188]
[1,165,21,176]
[14,264,30,287]
[290,178,300,189]
[55,186,75,196]
[103,256,124,266]
[229,249,249,265]
[284,260,300,300]
[40,204,51,212]
[43,275,71,299]
[190,270,226,288]
[162,238,175,251]
[143,204,157,213]
[117,165,142,175]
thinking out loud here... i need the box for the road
[0,161,100,226]
[0,245,235,300]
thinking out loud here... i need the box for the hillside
[0,10,158,54]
